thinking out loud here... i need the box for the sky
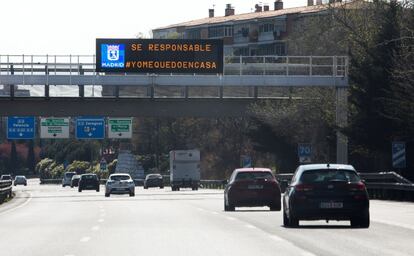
[0,0,306,55]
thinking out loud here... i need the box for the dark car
[78,174,100,192]
[0,174,12,181]
[70,175,81,188]
[224,168,281,212]
[144,174,164,189]
[283,164,370,228]
[14,176,27,186]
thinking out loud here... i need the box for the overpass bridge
[0,54,349,163]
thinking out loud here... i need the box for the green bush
[66,161,90,174]
[36,158,54,175]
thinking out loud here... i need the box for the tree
[27,140,36,174]
[10,141,17,175]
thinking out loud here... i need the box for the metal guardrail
[0,180,13,204]
[0,55,348,78]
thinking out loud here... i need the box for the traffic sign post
[240,155,252,168]
[40,117,70,139]
[76,117,105,139]
[392,142,406,169]
[108,118,133,138]
[298,144,312,163]
[7,117,36,139]
[100,158,107,171]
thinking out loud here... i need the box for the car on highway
[105,173,135,197]
[224,168,281,211]
[13,175,27,186]
[283,164,370,228]
[144,174,164,189]
[1,174,12,181]
[78,173,100,192]
[62,172,76,187]
[70,175,81,188]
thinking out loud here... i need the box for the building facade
[152,1,341,56]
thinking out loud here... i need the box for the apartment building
[152,0,344,56]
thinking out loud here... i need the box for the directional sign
[392,142,406,169]
[7,117,35,139]
[108,118,133,138]
[40,117,70,139]
[298,144,312,163]
[76,117,105,139]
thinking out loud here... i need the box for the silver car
[14,176,27,186]
[62,172,76,187]
[105,173,135,197]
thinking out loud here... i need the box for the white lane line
[98,218,104,223]
[80,236,91,242]
[301,252,317,256]
[268,234,317,256]
[244,224,257,229]
[372,218,414,231]
[196,207,205,211]
[100,208,105,212]
[91,225,100,231]
[0,192,32,217]
[226,216,236,221]
[64,254,75,256]
[269,234,284,242]
[211,211,219,215]
[100,213,106,217]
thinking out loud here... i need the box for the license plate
[320,202,343,209]
[248,185,263,190]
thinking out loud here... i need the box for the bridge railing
[0,179,13,204]
[0,55,348,78]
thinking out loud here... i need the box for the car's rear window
[300,169,360,183]
[111,175,130,181]
[235,172,274,181]
[83,175,96,179]
[148,174,161,178]
[65,173,75,178]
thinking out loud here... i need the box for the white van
[169,150,200,191]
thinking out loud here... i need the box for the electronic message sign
[96,39,223,74]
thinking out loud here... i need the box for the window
[186,29,201,39]
[208,25,233,38]
[235,172,274,181]
[300,170,361,183]
[259,23,274,33]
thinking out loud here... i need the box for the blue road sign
[298,144,312,163]
[7,117,35,139]
[392,142,406,169]
[76,117,105,139]
[241,155,252,168]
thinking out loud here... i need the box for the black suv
[144,174,164,189]
[78,174,100,192]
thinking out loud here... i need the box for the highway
[1,179,414,256]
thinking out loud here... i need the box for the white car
[105,173,135,197]
[62,172,76,187]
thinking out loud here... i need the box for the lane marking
[269,234,284,242]
[372,218,414,231]
[80,236,91,242]
[196,207,205,211]
[301,252,317,256]
[226,216,236,221]
[0,192,32,217]
[244,224,257,229]
[211,211,219,215]
[91,225,100,231]
[98,218,104,223]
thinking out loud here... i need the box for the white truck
[169,149,200,191]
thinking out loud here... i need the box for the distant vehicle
[283,164,370,228]
[0,174,12,181]
[224,168,281,211]
[105,173,135,197]
[70,175,81,188]
[144,174,164,189]
[78,174,100,192]
[14,176,27,186]
[170,150,200,191]
[62,172,76,187]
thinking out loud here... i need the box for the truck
[169,149,200,191]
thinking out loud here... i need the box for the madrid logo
[101,44,125,68]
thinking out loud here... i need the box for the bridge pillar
[336,87,348,164]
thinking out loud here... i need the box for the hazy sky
[0,0,306,55]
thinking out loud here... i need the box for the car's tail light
[295,184,314,192]
[348,182,366,191]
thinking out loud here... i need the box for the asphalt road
[1,179,414,256]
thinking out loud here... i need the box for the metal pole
[336,87,348,164]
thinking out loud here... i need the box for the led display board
[96,39,223,74]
